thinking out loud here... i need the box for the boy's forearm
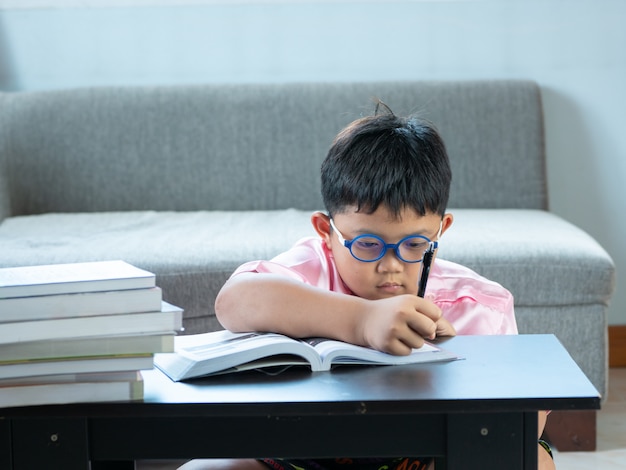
[215,273,369,344]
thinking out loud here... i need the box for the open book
[154,329,460,381]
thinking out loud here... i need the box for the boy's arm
[215,272,444,355]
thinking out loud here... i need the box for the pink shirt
[233,237,517,336]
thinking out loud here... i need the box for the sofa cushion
[439,209,615,308]
[0,209,614,331]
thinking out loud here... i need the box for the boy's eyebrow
[350,226,439,239]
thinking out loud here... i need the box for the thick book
[0,287,163,322]
[0,354,154,380]
[0,302,183,345]
[0,260,156,299]
[0,333,176,363]
[0,371,144,408]
[154,329,460,382]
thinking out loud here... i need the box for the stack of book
[0,260,184,408]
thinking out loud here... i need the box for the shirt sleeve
[429,259,518,336]
[231,237,352,294]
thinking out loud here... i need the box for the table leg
[11,417,89,470]
[446,412,536,470]
[523,412,539,470]
[1,418,12,469]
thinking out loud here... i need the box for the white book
[155,329,460,382]
[0,333,176,362]
[0,371,144,408]
[0,302,183,345]
[0,287,163,322]
[0,354,154,380]
[0,260,156,299]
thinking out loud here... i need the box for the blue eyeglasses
[329,218,440,263]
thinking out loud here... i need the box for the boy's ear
[311,211,333,249]
[439,213,454,238]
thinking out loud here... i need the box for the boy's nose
[376,250,404,272]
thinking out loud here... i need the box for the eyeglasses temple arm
[329,218,348,246]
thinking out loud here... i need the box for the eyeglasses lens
[350,236,430,262]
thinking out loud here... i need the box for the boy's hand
[435,317,456,338]
[360,295,446,355]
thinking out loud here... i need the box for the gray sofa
[0,80,615,404]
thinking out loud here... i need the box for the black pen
[417,241,437,298]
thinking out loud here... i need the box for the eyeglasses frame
[329,217,441,263]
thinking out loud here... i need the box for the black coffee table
[0,334,600,470]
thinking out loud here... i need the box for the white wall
[1,0,624,324]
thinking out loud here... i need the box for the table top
[143,334,600,412]
[1,334,601,417]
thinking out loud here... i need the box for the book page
[304,338,458,369]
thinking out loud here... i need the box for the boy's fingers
[435,318,456,337]
[413,296,442,321]
[403,297,441,339]
[405,313,438,342]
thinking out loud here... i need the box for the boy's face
[313,206,452,300]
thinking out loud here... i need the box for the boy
[179,106,554,470]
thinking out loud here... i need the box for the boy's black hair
[321,103,452,219]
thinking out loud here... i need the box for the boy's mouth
[377,281,404,294]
